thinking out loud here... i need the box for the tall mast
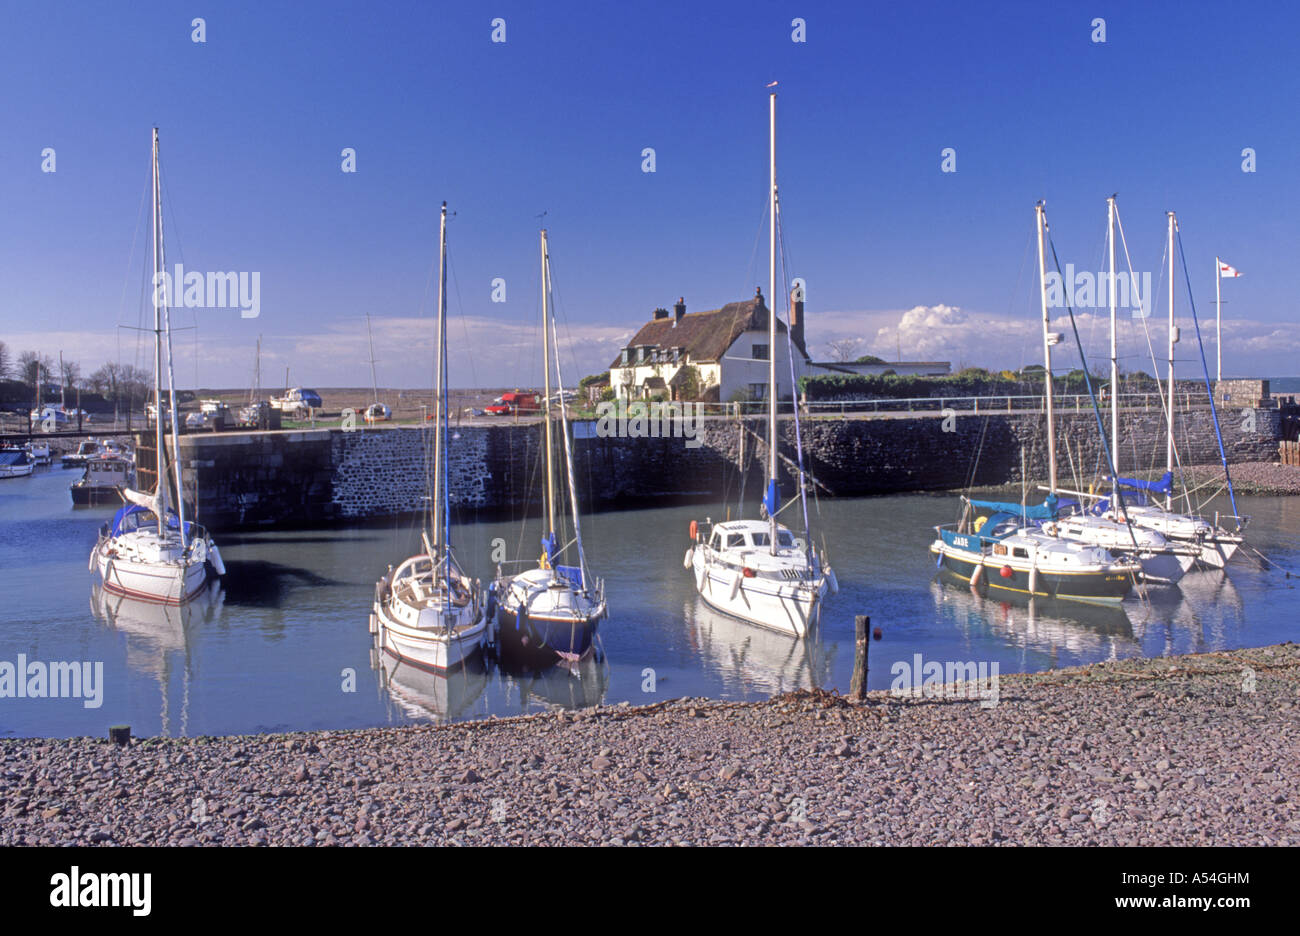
[251,335,261,407]
[431,202,447,553]
[59,351,66,410]
[366,312,380,409]
[540,229,556,573]
[1108,195,1118,476]
[767,87,779,554]
[151,129,168,535]
[1036,201,1057,494]
[1166,211,1176,510]
[157,128,188,548]
[1215,255,1222,383]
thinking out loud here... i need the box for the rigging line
[745,194,769,299]
[1174,227,1242,528]
[1043,218,1147,578]
[1115,209,1177,466]
[446,248,480,397]
[776,199,814,552]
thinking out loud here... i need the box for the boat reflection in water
[931,570,1137,666]
[686,597,834,696]
[89,581,225,736]
[1142,568,1245,655]
[372,645,489,724]
[496,650,610,713]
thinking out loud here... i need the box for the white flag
[1219,261,1242,278]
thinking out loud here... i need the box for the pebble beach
[2,643,1297,847]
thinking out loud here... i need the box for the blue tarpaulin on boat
[969,494,1058,520]
[556,564,584,589]
[1111,471,1173,496]
[762,479,778,518]
[109,503,192,538]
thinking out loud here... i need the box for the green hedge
[798,367,1120,401]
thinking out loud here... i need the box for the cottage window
[621,349,630,365]
[753,343,769,360]
[748,383,767,401]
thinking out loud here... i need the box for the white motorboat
[71,453,134,505]
[91,128,225,605]
[494,227,607,662]
[24,441,51,464]
[372,202,487,673]
[62,438,102,468]
[686,87,834,637]
[0,448,34,479]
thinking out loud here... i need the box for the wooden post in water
[850,614,869,702]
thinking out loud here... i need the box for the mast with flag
[1216,258,1241,382]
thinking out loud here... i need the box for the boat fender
[683,546,693,569]
[999,565,1014,579]
[689,520,698,540]
[1028,563,1039,596]
[729,572,743,600]
[208,542,226,577]
[368,612,378,635]
[484,583,498,622]
[827,567,839,595]
[969,563,983,589]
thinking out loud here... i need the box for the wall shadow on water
[219,559,337,607]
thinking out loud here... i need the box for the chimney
[674,297,686,322]
[789,286,805,352]
[653,307,669,320]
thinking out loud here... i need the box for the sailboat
[493,227,607,663]
[372,202,488,673]
[1028,198,1197,586]
[363,312,391,423]
[91,129,225,604]
[686,87,834,638]
[931,202,1141,605]
[1102,211,1246,568]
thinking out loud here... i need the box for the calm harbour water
[1,464,1298,738]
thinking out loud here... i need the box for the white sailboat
[363,312,391,423]
[1107,211,1245,568]
[1032,198,1196,585]
[687,87,834,638]
[372,202,487,673]
[91,129,225,605]
[494,227,607,663]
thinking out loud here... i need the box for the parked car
[271,387,323,418]
[486,391,540,415]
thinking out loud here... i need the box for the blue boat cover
[969,494,1058,520]
[556,564,584,589]
[109,503,192,538]
[541,532,558,566]
[762,479,779,518]
[1111,471,1173,496]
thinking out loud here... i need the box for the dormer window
[621,348,630,365]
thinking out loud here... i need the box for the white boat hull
[375,605,486,672]
[373,557,487,673]
[691,549,824,638]
[95,545,210,604]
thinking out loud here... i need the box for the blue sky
[1,0,1297,388]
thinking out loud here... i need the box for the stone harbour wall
[179,405,1284,531]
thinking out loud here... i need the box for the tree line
[0,340,154,412]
